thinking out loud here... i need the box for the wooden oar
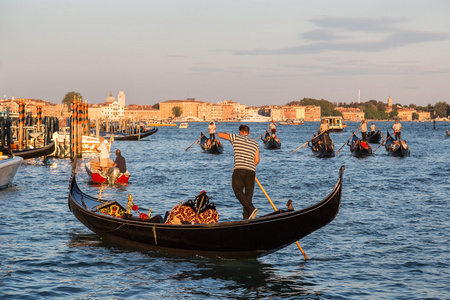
[185,132,208,151]
[373,133,392,153]
[254,131,267,141]
[335,123,363,155]
[255,176,309,260]
[290,131,325,154]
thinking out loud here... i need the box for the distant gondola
[199,133,223,154]
[446,129,450,137]
[12,141,55,159]
[367,130,381,144]
[68,159,345,259]
[347,135,372,158]
[261,131,281,149]
[308,134,335,158]
[385,130,410,157]
[99,127,158,141]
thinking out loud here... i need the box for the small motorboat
[0,148,23,189]
[261,131,281,149]
[179,123,189,129]
[85,157,130,184]
[348,135,372,158]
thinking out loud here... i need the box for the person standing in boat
[97,136,109,173]
[392,119,402,140]
[113,149,127,173]
[361,119,368,142]
[269,120,277,135]
[218,125,260,220]
[370,123,377,134]
[318,119,330,147]
[208,121,216,141]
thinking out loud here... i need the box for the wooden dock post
[18,100,25,150]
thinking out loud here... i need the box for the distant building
[304,105,321,121]
[335,107,365,121]
[397,108,414,121]
[159,98,204,120]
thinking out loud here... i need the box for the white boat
[179,123,189,128]
[322,116,346,131]
[0,155,23,189]
[52,131,112,158]
[240,114,271,122]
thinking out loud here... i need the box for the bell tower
[118,91,125,107]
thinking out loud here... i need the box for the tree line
[287,98,450,120]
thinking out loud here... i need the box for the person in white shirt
[392,119,402,140]
[97,136,109,172]
[208,122,216,141]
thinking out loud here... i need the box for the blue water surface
[0,121,449,299]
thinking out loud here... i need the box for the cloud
[233,17,450,55]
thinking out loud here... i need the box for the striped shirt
[229,133,259,172]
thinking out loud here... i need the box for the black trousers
[395,132,401,140]
[232,169,256,219]
[361,131,367,142]
[210,133,215,141]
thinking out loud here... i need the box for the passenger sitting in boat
[113,149,127,173]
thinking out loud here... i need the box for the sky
[1,0,449,107]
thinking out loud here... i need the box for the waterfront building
[304,105,321,121]
[159,98,204,120]
[335,107,365,121]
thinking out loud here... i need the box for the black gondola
[261,131,281,149]
[347,135,372,158]
[99,127,158,141]
[367,130,381,144]
[308,133,335,158]
[68,161,344,259]
[199,133,223,154]
[12,141,55,159]
[385,131,410,157]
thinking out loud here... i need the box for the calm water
[1,121,449,299]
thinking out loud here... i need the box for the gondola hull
[263,139,281,149]
[199,133,223,154]
[367,130,381,144]
[68,164,344,259]
[348,135,372,158]
[311,145,335,158]
[99,127,158,141]
[262,133,281,149]
[385,131,410,157]
[12,142,55,159]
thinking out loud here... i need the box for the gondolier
[370,123,377,134]
[208,122,216,141]
[269,120,277,135]
[218,125,260,219]
[361,119,368,142]
[392,119,402,140]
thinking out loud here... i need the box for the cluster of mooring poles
[0,100,59,151]
[70,98,89,159]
